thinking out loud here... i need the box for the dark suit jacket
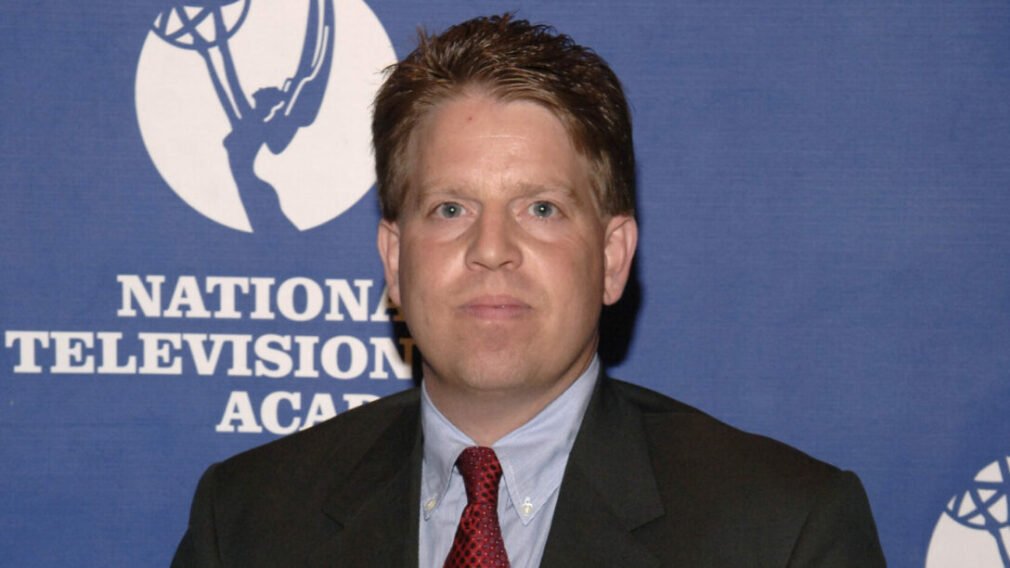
[172,377,885,567]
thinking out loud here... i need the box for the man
[173,14,885,567]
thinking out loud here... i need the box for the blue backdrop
[3,1,1010,566]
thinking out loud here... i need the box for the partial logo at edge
[926,455,1010,567]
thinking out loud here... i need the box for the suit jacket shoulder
[213,387,420,487]
[172,388,423,568]
[541,377,886,567]
[612,377,839,479]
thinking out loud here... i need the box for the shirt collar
[420,356,600,525]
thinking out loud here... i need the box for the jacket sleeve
[171,464,224,568]
[787,470,887,567]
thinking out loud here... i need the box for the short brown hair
[372,13,636,220]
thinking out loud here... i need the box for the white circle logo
[136,0,396,232]
[926,456,1010,567]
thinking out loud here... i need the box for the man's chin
[424,359,541,394]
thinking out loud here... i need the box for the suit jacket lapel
[308,400,422,568]
[540,377,665,567]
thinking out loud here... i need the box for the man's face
[377,92,636,405]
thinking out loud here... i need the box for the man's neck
[422,360,595,446]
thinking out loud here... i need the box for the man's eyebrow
[517,183,582,202]
[407,182,586,208]
[412,185,467,200]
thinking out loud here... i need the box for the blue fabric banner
[2,1,1009,565]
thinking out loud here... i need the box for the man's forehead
[401,95,596,191]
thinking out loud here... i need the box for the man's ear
[602,214,638,306]
[376,219,402,306]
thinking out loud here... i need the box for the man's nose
[465,208,522,270]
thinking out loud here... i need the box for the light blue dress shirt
[418,357,600,568]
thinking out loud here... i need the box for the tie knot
[456,446,503,506]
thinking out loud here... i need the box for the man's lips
[458,295,532,319]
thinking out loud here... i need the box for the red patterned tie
[443,447,510,567]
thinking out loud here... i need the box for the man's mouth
[459,295,532,319]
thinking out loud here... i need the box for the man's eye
[435,202,464,218]
[529,201,557,218]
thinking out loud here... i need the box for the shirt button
[424,498,437,512]
[520,497,534,516]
